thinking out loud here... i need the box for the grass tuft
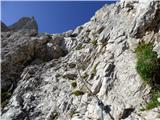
[135,43,160,110]
[91,40,97,46]
[146,91,160,110]
[72,90,84,96]
[135,43,159,82]
[92,63,99,77]
[69,111,79,118]
[76,44,85,50]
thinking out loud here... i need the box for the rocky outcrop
[1,18,67,93]
[1,1,160,120]
[1,22,10,32]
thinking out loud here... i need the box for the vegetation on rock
[71,81,77,88]
[72,90,84,96]
[136,43,160,109]
[82,73,89,80]
[136,43,160,83]
[76,44,85,50]
[92,63,99,76]
[146,90,160,110]
[69,111,79,118]
[91,40,97,46]
[1,91,11,108]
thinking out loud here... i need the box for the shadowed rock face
[1,22,10,32]
[1,1,160,120]
[1,17,67,94]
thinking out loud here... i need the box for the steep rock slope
[1,1,160,120]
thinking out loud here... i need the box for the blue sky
[1,1,116,34]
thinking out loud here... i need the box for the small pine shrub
[91,40,97,46]
[72,90,84,96]
[71,81,77,88]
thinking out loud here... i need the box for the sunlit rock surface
[1,1,160,120]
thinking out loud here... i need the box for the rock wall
[1,20,67,92]
[1,1,160,120]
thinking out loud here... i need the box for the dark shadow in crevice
[120,108,135,119]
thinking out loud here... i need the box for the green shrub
[146,91,160,110]
[71,81,77,88]
[135,43,160,110]
[135,43,160,83]
[72,90,84,96]
[91,40,97,46]
[140,107,145,111]
[76,44,85,50]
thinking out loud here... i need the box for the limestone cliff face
[1,1,160,120]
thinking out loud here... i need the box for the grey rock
[1,26,67,93]
[96,25,105,34]
[104,63,115,77]
[97,33,110,44]
[63,72,77,80]
[2,1,160,120]
[91,79,102,95]
[72,26,83,36]
[130,2,160,38]
[153,42,160,58]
